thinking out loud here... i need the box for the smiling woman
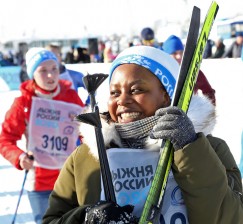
[42,45,243,224]
[108,64,171,123]
[1,52,243,224]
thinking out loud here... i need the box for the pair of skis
[139,1,219,223]
[77,1,219,223]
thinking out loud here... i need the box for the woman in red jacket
[0,48,85,224]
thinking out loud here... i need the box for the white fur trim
[188,93,217,136]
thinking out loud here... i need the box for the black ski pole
[76,73,116,203]
[12,155,34,224]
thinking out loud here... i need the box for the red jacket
[0,79,84,191]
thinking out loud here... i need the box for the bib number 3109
[41,134,69,151]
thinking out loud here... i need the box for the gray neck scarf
[115,116,159,149]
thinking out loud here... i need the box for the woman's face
[33,60,59,91]
[108,64,170,123]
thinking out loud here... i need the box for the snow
[0,156,35,224]
[201,58,243,163]
[0,91,35,223]
[1,58,243,223]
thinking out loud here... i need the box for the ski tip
[210,1,219,18]
[193,5,200,11]
[211,1,219,10]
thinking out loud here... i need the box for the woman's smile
[118,112,141,123]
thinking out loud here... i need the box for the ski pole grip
[27,155,34,161]
[25,154,34,174]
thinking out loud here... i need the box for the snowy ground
[0,91,35,224]
[0,59,243,223]
[0,156,35,224]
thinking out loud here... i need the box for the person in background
[43,45,242,224]
[19,59,30,82]
[240,54,243,181]
[64,45,75,64]
[162,34,216,105]
[75,47,91,63]
[203,39,214,59]
[0,48,85,224]
[103,41,116,63]
[96,40,106,63]
[0,52,15,66]
[239,131,243,181]
[241,43,243,60]
[211,37,225,58]
[45,43,90,106]
[140,27,160,48]
[222,33,243,58]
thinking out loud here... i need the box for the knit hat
[162,35,184,54]
[141,27,155,41]
[25,47,58,79]
[109,46,179,99]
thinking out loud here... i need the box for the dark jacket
[212,43,225,58]
[42,94,243,224]
[222,41,242,58]
[42,134,243,224]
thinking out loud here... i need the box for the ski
[139,6,200,222]
[139,1,219,223]
[172,7,200,107]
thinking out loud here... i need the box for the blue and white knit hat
[109,46,179,99]
[25,47,58,79]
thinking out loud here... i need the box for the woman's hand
[85,201,139,224]
[150,106,197,150]
[19,153,34,170]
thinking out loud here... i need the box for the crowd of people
[0,26,243,224]
[1,27,243,70]
[128,27,243,60]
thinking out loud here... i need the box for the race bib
[28,97,83,169]
[100,148,188,223]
